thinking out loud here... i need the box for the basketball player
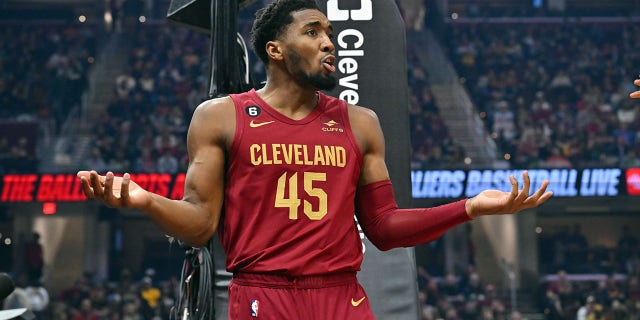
[78,1,553,318]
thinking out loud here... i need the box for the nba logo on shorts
[250,299,259,317]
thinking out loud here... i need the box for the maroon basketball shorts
[228,272,376,319]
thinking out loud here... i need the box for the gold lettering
[313,146,326,166]
[324,146,336,166]
[303,145,313,165]
[250,144,261,165]
[272,144,282,164]
[249,144,347,167]
[281,144,293,164]
[336,146,346,167]
[294,144,304,164]
[261,143,272,165]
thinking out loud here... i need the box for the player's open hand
[465,171,553,219]
[77,170,151,209]
[631,79,640,99]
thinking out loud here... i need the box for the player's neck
[257,79,318,120]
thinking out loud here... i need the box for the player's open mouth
[322,55,336,72]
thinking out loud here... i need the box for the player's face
[280,9,336,90]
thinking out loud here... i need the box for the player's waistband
[232,271,358,289]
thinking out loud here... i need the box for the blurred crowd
[416,265,521,320]
[536,224,640,319]
[0,22,96,174]
[406,38,467,169]
[446,21,640,169]
[539,269,640,320]
[4,268,181,320]
[87,24,209,175]
[538,224,640,275]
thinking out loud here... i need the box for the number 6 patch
[245,106,261,117]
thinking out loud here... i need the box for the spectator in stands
[5,136,36,173]
[138,70,155,94]
[154,127,178,157]
[461,272,486,301]
[514,127,541,167]
[542,287,565,320]
[159,280,178,319]
[139,276,160,319]
[440,273,464,304]
[612,123,635,163]
[597,275,624,308]
[530,91,552,123]
[116,70,137,99]
[491,100,518,151]
[167,105,188,135]
[545,146,572,168]
[626,274,640,306]
[156,150,178,174]
[24,232,44,284]
[108,150,131,173]
[135,127,155,154]
[549,70,574,101]
[620,150,640,168]
[618,225,638,263]
[134,147,157,173]
[548,270,575,312]
[187,80,209,110]
[149,103,171,133]
[70,298,101,320]
[84,148,109,174]
[576,295,596,320]
[460,299,481,320]
[447,23,640,169]
[565,224,589,269]
[510,310,526,320]
[122,301,144,320]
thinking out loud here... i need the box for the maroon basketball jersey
[222,89,364,276]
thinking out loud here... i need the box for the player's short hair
[250,0,320,64]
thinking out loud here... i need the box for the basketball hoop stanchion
[167,0,255,97]
[166,1,255,319]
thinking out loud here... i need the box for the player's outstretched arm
[631,78,640,99]
[77,98,234,247]
[350,105,552,251]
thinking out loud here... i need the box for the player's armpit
[355,180,470,251]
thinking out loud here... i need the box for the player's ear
[266,41,284,61]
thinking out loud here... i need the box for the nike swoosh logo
[250,120,275,128]
[351,297,366,307]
